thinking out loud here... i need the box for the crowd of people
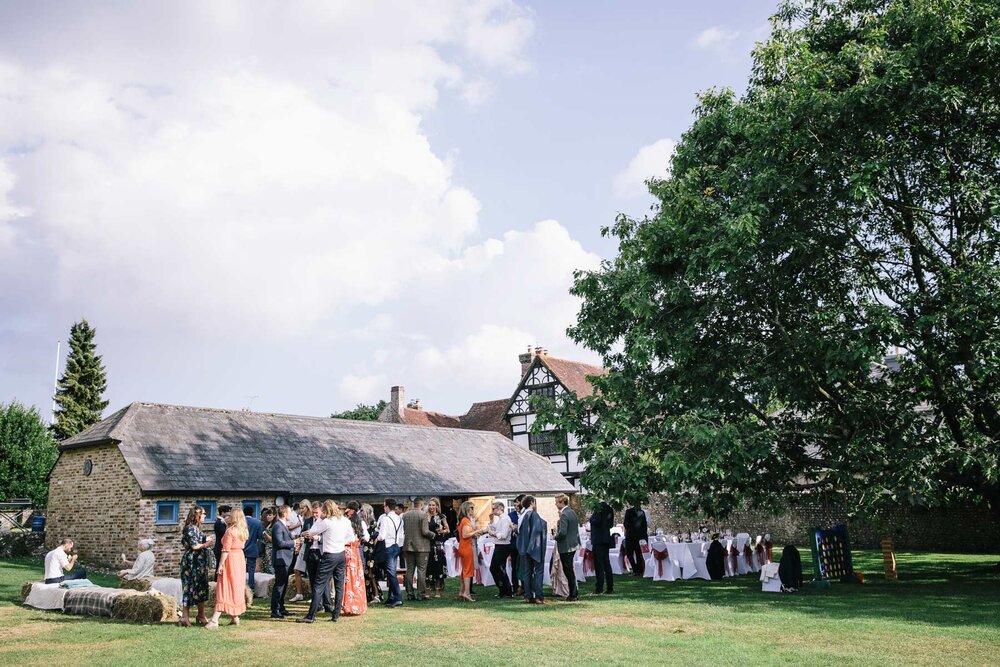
[44,493,649,628]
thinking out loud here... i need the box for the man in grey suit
[516,495,548,604]
[270,505,297,618]
[401,498,436,600]
[554,493,580,602]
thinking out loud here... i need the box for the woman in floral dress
[426,498,450,598]
[179,506,213,626]
[261,508,275,575]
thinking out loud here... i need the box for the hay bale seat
[112,591,177,624]
[20,580,36,603]
[119,576,153,592]
[206,581,254,609]
[267,576,312,602]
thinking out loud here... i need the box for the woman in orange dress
[206,506,249,628]
[341,502,368,616]
[456,501,487,602]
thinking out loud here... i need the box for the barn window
[155,501,180,525]
[241,500,261,519]
[196,501,216,523]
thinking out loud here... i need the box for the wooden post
[881,537,897,580]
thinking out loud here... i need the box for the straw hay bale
[118,577,153,592]
[112,590,177,624]
[267,577,312,602]
[20,580,39,603]
[207,582,254,608]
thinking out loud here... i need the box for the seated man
[118,539,156,580]
[44,538,87,584]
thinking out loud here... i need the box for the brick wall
[46,444,142,569]
[645,494,1000,553]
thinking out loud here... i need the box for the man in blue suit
[243,506,264,588]
[515,495,548,604]
[269,505,296,618]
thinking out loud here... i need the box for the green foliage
[331,400,387,421]
[543,0,1000,518]
[52,320,109,440]
[0,401,58,506]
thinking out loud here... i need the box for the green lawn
[2,550,998,667]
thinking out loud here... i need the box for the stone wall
[646,494,1000,553]
[46,443,143,569]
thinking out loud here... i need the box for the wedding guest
[426,498,450,598]
[508,494,524,594]
[706,532,726,580]
[623,503,648,576]
[119,538,156,580]
[304,501,332,612]
[43,538,86,584]
[342,502,368,617]
[261,508,275,575]
[554,494,580,602]
[212,505,231,575]
[243,506,264,588]
[516,495,547,604]
[360,503,380,603]
[180,507,213,626]
[269,505,297,619]
[290,500,312,603]
[401,497,435,601]
[298,500,354,623]
[375,498,404,608]
[456,501,488,602]
[443,500,458,539]
[206,508,249,628]
[488,501,514,598]
[589,500,615,595]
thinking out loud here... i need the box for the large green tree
[52,320,109,440]
[331,400,387,421]
[537,0,1000,519]
[0,401,58,506]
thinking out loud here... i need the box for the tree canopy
[536,0,1000,518]
[331,400,387,421]
[52,319,109,440]
[0,401,58,506]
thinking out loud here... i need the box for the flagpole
[52,340,61,425]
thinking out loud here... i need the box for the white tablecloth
[24,582,67,610]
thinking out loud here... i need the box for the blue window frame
[155,501,179,525]
[196,501,216,523]
[241,500,261,519]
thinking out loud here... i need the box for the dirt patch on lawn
[574,611,704,634]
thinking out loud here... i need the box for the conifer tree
[52,319,109,440]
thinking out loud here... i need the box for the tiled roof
[401,408,461,429]
[538,355,607,398]
[458,399,512,438]
[59,402,575,496]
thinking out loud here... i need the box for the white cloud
[694,26,741,50]
[0,159,30,249]
[614,138,676,199]
[0,1,535,338]
[338,373,386,405]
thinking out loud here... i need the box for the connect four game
[810,524,854,581]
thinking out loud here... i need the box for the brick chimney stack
[389,386,405,422]
[518,345,536,377]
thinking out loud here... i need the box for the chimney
[518,345,536,377]
[389,386,405,422]
[407,398,422,411]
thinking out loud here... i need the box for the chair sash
[581,548,595,576]
[755,543,766,568]
[652,547,670,577]
[743,543,755,568]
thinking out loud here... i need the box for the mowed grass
[2,550,999,667]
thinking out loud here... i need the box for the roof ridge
[127,401,506,435]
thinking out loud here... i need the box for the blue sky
[0,0,776,419]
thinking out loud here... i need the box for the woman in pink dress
[206,507,248,628]
[342,502,368,616]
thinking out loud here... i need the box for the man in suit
[589,500,615,595]
[243,505,264,588]
[270,505,297,618]
[508,494,524,595]
[212,505,231,577]
[623,503,648,576]
[515,495,547,604]
[553,494,580,602]
[401,498,436,601]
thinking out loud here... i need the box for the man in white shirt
[488,501,514,598]
[297,500,355,623]
[44,538,87,584]
[375,498,404,607]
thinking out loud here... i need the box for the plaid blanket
[63,587,127,618]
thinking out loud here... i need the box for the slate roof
[59,402,575,496]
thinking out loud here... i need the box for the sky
[0,0,777,420]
